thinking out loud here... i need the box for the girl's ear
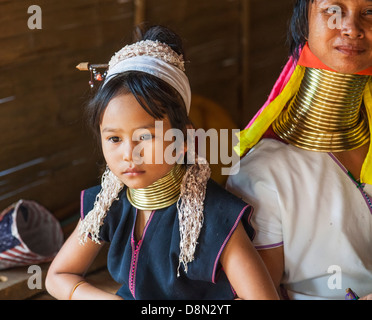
[183,124,194,154]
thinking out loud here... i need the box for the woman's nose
[341,14,364,39]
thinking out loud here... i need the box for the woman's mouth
[335,45,366,56]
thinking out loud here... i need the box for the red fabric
[298,43,372,76]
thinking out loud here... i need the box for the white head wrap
[103,40,191,114]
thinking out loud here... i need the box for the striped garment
[0,200,63,270]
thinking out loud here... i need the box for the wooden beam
[240,0,250,129]
[0,244,110,300]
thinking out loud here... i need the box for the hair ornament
[108,40,185,72]
[76,63,108,88]
[76,40,186,90]
[78,166,124,244]
[177,156,211,276]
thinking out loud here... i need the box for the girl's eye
[363,9,372,16]
[108,136,121,143]
[139,133,153,141]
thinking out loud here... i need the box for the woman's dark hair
[86,25,191,145]
[287,0,314,60]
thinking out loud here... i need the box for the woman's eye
[108,136,121,143]
[326,6,341,15]
[363,9,372,16]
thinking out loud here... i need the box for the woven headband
[104,40,191,114]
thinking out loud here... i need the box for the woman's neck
[272,67,370,152]
[333,143,370,182]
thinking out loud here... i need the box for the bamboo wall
[0,0,293,224]
[246,0,294,122]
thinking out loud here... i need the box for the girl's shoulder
[204,179,254,238]
[205,178,249,208]
[80,185,128,219]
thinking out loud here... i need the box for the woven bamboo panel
[0,0,293,221]
[246,0,294,122]
[0,0,134,219]
[143,0,242,125]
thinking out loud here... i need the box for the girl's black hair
[287,0,314,60]
[86,25,191,145]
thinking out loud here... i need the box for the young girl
[45,26,278,300]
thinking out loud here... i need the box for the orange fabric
[298,43,372,76]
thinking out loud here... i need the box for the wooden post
[134,0,146,26]
[240,0,250,129]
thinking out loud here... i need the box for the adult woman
[227,0,372,299]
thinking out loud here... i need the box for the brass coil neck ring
[273,67,370,152]
[127,163,186,210]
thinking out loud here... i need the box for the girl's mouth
[123,168,145,176]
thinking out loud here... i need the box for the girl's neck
[127,163,186,211]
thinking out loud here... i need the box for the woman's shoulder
[240,138,329,174]
[245,139,295,161]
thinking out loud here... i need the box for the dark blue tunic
[81,179,254,300]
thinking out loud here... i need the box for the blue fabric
[81,179,253,300]
[0,209,21,252]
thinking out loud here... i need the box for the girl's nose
[122,139,134,162]
[122,139,143,164]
